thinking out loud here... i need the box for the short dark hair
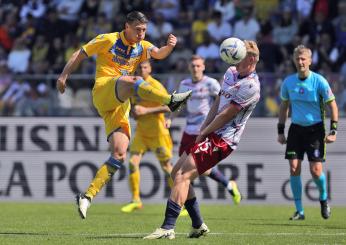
[126,11,148,24]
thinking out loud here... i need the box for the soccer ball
[219,37,247,65]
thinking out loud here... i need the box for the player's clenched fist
[56,76,67,94]
[166,34,177,48]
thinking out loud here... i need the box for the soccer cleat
[179,207,189,217]
[187,223,210,238]
[228,180,242,205]
[320,200,331,219]
[289,211,305,220]
[167,90,192,112]
[143,228,175,240]
[121,201,143,213]
[76,193,91,219]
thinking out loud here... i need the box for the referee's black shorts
[285,122,326,162]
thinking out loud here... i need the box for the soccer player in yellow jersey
[121,60,173,213]
[56,11,192,219]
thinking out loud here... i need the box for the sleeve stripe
[80,48,88,57]
[280,95,288,101]
[325,96,335,103]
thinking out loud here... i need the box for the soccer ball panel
[219,37,247,65]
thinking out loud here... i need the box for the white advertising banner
[0,118,345,205]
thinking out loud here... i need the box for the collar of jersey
[120,31,137,48]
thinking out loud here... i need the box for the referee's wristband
[277,123,285,134]
[330,120,338,131]
[329,129,337,136]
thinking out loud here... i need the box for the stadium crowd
[0,0,346,117]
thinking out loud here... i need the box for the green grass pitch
[0,203,345,244]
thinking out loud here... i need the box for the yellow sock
[129,168,140,202]
[135,79,171,104]
[85,164,116,200]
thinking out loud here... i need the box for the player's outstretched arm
[325,99,339,143]
[56,49,88,94]
[277,100,289,144]
[150,34,177,60]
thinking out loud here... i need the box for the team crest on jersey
[156,147,166,157]
[299,87,304,94]
[314,149,320,158]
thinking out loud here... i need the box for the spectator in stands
[0,78,31,116]
[80,0,100,17]
[47,37,65,74]
[93,12,112,36]
[55,0,84,32]
[76,14,91,42]
[233,5,260,41]
[0,11,17,52]
[147,13,173,42]
[0,60,11,96]
[168,36,193,69]
[213,0,236,23]
[34,82,54,116]
[0,46,8,67]
[272,6,298,47]
[64,34,80,64]
[19,14,36,46]
[38,8,66,43]
[299,9,334,46]
[174,10,193,43]
[99,0,119,20]
[207,11,232,43]
[295,0,314,21]
[165,57,189,93]
[335,81,346,117]
[19,0,46,24]
[312,32,339,72]
[14,82,54,116]
[119,0,151,14]
[191,10,209,48]
[196,32,219,60]
[333,0,346,63]
[7,39,31,74]
[152,0,180,23]
[264,86,280,117]
[78,13,112,42]
[254,0,279,24]
[31,35,49,73]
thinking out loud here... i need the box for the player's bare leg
[159,159,188,217]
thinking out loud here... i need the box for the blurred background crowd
[0,0,346,117]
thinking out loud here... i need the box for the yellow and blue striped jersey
[82,31,155,84]
[131,75,170,137]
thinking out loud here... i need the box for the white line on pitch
[84,232,346,237]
